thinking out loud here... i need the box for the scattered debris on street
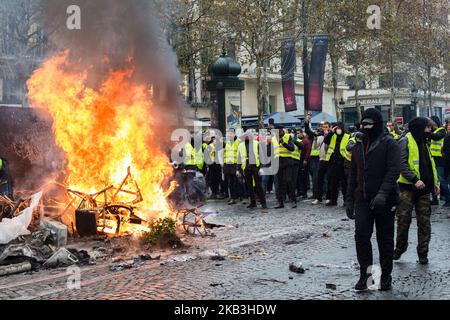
[314,261,360,270]
[254,278,287,285]
[326,283,337,290]
[289,263,305,274]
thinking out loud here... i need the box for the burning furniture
[0,195,41,227]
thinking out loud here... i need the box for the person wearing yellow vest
[223,129,239,205]
[308,136,321,200]
[323,122,350,207]
[304,114,331,204]
[274,126,297,209]
[182,137,198,171]
[205,136,225,200]
[296,129,311,199]
[429,115,449,206]
[237,133,267,209]
[394,117,439,266]
[261,131,275,194]
[194,143,205,172]
[386,122,400,140]
[289,131,303,199]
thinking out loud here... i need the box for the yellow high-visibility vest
[224,139,239,164]
[342,137,356,162]
[204,143,217,166]
[326,133,350,161]
[390,131,399,140]
[278,134,291,158]
[195,147,204,170]
[238,141,260,171]
[310,143,320,157]
[398,133,438,186]
[430,127,446,158]
[290,143,301,161]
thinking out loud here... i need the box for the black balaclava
[361,108,383,140]
[408,117,430,142]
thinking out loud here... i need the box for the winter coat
[347,134,401,205]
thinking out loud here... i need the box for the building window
[269,95,276,114]
[379,73,409,89]
[419,107,430,118]
[434,107,442,122]
[346,75,366,90]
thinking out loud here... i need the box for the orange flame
[27,51,175,227]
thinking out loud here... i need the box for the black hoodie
[361,108,384,149]
[399,117,434,195]
[347,109,401,204]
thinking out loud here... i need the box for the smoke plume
[38,0,183,122]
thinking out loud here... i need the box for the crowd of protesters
[176,108,450,291]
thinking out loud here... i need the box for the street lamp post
[206,49,245,134]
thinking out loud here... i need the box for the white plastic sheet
[0,192,42,244]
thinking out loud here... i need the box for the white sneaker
[325,200,331,205]
[312,199,322,205]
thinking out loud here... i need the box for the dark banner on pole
[281,39,297,112]
[308,35,329,112]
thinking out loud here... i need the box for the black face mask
[423,132,431,140]
[361,118,383,140]
[361,128,372,136]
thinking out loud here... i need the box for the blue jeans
[262,174,274,194]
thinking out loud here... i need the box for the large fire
[27,51,176,234]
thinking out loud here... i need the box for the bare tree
[216,0,302,129]
[0,0,49,105]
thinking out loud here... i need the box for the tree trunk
[389,54,396,121]
[355,66,361,122]
[330,48,339,121]
[427,64,433,116]
[263,61,270,116]
[301,0,309,114]
[188,67,196,104]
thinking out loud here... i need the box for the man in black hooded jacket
[346,108,401,291]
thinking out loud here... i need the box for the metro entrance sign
[394,117,404,125]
